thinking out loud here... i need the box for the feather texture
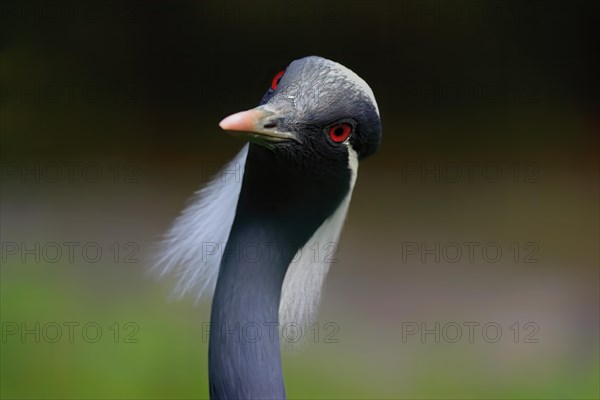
[153,144,248,301]
[279,145,358,341]
[155,144,358,340]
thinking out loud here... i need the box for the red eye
[328,123,353,143]
[271,70,285,90]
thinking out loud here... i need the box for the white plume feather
[279,145,358,341]
[153,144,248,301]
[155,143,358,344]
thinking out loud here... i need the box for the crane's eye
[271,70,285,90]
[328,123,353,143]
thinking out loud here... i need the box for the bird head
[219,56,381,174]
[155,56,381,343]
[213,56,382,337]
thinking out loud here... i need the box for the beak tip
[218,113,240,131]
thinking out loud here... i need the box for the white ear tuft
[153,144,248,301]
[279,145,359,346]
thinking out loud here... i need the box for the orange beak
[219,106,299,146]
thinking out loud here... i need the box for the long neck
[208,145,350,399]
[208,220,292,399]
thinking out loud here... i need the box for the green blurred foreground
[1,264,598,399]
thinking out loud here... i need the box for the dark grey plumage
[159,55,381,400]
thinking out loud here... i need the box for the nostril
[263,122,277,129]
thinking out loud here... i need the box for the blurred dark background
[1,1,598,399]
